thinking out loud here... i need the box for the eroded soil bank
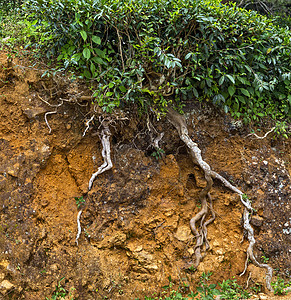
[0,52,290,299]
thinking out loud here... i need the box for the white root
[83,115,95,137]
[240,208,273,291]
[75,209,83,246]
[246,127,275,139]
[88,122,113,191]
[167,108,273,291]
[153,132,164,150]
[44,111,57,133]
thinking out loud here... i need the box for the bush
[21,0,291,121]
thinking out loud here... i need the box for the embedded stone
[175,225,192,241]
[0,280,15,294]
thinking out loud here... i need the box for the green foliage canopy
[22,0,291,121]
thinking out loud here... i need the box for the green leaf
[119,86,127,93]
[83,69,91,79]
[241,88,250,97]
[185,52,192,60]
[237,96,246,104]
[92,56,104,64]
[83,48,91,60]
[90,62,96,74]
[92,35,101,45]
[108,82,114,88]
[288,95,291,105]
[219,76,225,86]
[80,30,87,41]
[71,53,82,62]
[95,48,105,58]
[175,61,182,69]
[165,58,171,69]
[192,87,199,98]
[226,74,235,84]
[228,85,236,97]
[245,65,252,73]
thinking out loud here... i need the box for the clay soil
[0,52,290,299]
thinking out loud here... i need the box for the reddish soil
[0,52,290,299]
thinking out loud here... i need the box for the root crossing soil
[0,52,290,299]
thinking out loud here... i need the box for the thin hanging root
[75,209,83,246]
[167,108,273,291]
[240,208,273,291]
[88,122,113,191]
[44,111,57,133]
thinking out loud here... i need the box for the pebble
[0,280,15,294]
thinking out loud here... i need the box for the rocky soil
[0,51,290,299]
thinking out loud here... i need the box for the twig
[75,209,83,246]
[115,25,125,72]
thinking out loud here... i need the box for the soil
[0,51,290,300]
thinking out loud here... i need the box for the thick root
[167,108,273,291]
[88,122,113,191]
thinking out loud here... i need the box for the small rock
[6,163,20,177]
[132,250,159,270]
[175,226,192,241]
[250,215,264,227]
[50,264,59,271]
[187,248,194,255]
[23,107,47,119]
[97,232,126,249]
[133,245,143,252]
[258,293,268,299]
[0,280,15,294]
[0,175,7,190]
[41,199,49,207]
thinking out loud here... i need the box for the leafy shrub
[0,0,23,15]
[21,0,291,121]
[219,278,251,299]
[271,276,291,295]
[142,273,252,299]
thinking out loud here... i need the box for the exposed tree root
[246,127,275,139]
[75,209,83,246]
[44,111,57,134]
[88,121,113,191]
[83,115,95,137]
[167,108,273,291]
[146,117,165,154]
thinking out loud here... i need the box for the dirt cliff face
[0,52,290,299]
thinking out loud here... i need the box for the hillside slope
[0,52,290,299]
